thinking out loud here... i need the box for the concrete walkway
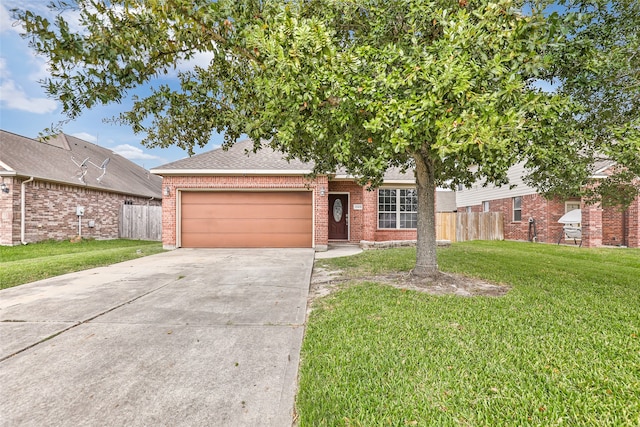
[314,244,363,259]
[0,248,314,427]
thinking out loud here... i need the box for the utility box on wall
[76,206,85,216]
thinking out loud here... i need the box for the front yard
[0,239,164,289]
[297,241,640,426]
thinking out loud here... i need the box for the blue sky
[0,1,224,169]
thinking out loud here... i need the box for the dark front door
[328,194,348,240]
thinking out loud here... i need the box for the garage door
[180,191,313,248]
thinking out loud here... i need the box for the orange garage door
[180,191,313,248]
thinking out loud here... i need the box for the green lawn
[297,241,640,426]
[0,239,164,289]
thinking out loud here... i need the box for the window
[482,201,490,212]
[378,189,417,229]
[565,201,580,213]
[513,196,522,222]
[466,206,472,213]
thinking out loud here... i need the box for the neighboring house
[0,130,162,246]
[456,162,640,248]
[435,190,457,213]
[151,140,453,250]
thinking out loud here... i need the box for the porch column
[361,186,377,242]
[581,201,603,247]
[314,175,329,251]
[626,196,640,248]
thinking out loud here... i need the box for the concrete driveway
[0,248,314,427]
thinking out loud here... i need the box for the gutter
[21,176,34,245]
[149,169,314,176]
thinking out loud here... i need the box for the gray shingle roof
[152,139,416,183]
[153,140,312,172]
[591,158,617,175]
[0,130,162,199]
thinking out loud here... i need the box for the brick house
[151,140,454,251]
[456,162,640,248]
[0,130,162,246]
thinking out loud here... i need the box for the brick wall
[602,206,625,246]
[581,201,603,247]
[627,196,640,248]
[161,175,328,249]
[315,175,329,248]
[0,177,160,246]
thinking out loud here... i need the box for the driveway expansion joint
[0,278,178,363]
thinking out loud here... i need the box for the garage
[180,191,313,248]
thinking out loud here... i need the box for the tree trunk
[412,152,439,278]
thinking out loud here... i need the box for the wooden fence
[436,212,504,242]
[119,205,162,241]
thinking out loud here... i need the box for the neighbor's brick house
[456,162,640,248]
[151,140,455,251]
[0,131,162,246]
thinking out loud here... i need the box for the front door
[328,194,348,240]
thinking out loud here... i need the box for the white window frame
[513,196,522,222]
[565,201,581,213]
[482,201,490,212]
[378,188,418,229]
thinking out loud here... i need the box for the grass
[0,239,165,289]
[297,241,640,426]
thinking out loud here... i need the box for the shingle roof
[591,158,617,176]
[0,130,162,199]
[153,139,312,172]
[152,139,416,183]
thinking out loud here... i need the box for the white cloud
[0,4,24,34]
[71,132,98,143]
[27,52,50,81]
[0,57,57,114]
[177,51,216,71]
[113,144,164,162]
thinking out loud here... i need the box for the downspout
[21,177,34,245]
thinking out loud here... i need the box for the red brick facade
[159,176,422,249]
[460,192,640,248]
[0,177,161,246]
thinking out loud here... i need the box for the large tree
[16,0,630,277]
[549,0,640,208]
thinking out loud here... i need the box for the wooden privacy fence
[119,205,162,241]
[436,212,504,242]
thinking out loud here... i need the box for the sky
[0,1,224,169]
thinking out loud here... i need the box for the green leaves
[16,0,576,187]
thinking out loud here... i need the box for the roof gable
[0,130,162,199]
